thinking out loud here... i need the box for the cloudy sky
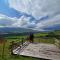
[0,0,60,31]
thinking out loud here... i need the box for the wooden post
[2,40,5,59]
[21,38,23,46]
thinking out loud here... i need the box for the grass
[34,33,48,37]
[0,39,39,60]
[34,38,55,44]
[0,33,55,60]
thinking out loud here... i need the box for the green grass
[0,39,39,60]
[34,38,55,44]
[34,33,48,37]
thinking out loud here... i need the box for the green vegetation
[34,32,48,37]
[0,31,60,60]
[0,38,38,60]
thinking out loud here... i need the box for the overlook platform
[13,42,60,60]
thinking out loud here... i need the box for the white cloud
[12,15,30,27]
[0,0,60,31]
[0,14,17,27]
[8,0,60,19]
[35,15,60,30]
[0,14,36,29]
[12,15,36,28]
[0,13,60,31]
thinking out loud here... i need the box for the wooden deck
[13,42,60,60]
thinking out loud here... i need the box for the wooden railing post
[2,39,6,59]
[21,38,23,46]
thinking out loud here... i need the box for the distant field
[0,32,57,60]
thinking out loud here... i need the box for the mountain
[0,27,37,34]
[43,24,60,31]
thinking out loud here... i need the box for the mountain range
[0,27,37,34]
